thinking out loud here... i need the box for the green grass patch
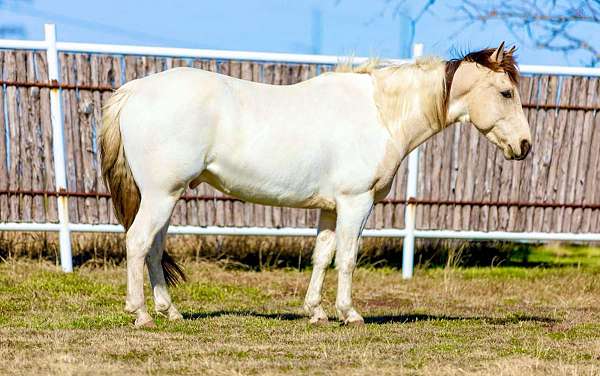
[1,259,599,375]
[521,244,600,267]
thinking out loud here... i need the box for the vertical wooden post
[402,43,423,279]
[45,24,72,272]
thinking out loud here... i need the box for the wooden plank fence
[0,50,598,232]
[0,50,57,224]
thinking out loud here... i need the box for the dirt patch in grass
[1,260,600,375]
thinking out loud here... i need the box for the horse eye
[501,90,513,99]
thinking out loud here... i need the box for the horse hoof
[343,315,365,327]
[139,320,156,328]
[134,313,156,328]
[168,310,184,321]
[135,319,156,328]
[345,318,365,326]
[309,316,329,326]
[339,308,364,326]
[157,306,184,321]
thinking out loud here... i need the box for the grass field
[1,246,600,375]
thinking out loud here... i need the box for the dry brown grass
[1,260,600,375]
[0,232,534,271]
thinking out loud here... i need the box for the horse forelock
[462,48,520,85]
[443,47,519,126]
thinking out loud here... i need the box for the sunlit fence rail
[1,24,599,276]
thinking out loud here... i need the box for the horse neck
[372,61,447,158]
[400,119,440,156]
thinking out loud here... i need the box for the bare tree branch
[362,0,439,50]
[355,0,598,65]
[456,0,600,66]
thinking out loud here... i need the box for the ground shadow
[182,310,557,325]
[363,313,557,325]
[183,310,305,321]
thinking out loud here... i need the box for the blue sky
[0,0,592,66]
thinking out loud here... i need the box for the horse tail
[100,84,186,287]
[100,84,138,230]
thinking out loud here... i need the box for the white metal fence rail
[1,24,599,276]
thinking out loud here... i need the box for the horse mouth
[507,140,531,160]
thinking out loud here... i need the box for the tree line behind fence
[0,50,599,233]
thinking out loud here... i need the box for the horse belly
[199,162,336,210]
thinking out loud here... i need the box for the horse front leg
[334,193,373,325]
[304,209,336,325]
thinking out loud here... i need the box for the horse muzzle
[513,139,531,160]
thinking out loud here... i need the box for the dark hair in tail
[99,84,186,287]
[161,251,187,286]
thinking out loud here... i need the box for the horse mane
[365,57,448,133]
[334,58,381,74]
[333,47,519,82]
[333,46,519,133]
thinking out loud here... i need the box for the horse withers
[99,42,531,327]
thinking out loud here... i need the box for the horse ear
[507,45,517,55]
[490,41,505,63]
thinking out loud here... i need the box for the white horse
[100,42,531,327]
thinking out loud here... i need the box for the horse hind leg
[125,191,180,327]
[146,223,184,321]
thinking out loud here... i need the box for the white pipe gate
[1,24,599,276]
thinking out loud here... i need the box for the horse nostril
[520,139,531,159]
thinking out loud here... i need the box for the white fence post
[45,24,72,272]
[401,43,424,279]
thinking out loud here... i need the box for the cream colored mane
[334,58,382,74]
[334,57,448,132]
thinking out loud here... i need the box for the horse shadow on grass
[183,310,306,321]
[182,310,557,325]
[362,313,557,325]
